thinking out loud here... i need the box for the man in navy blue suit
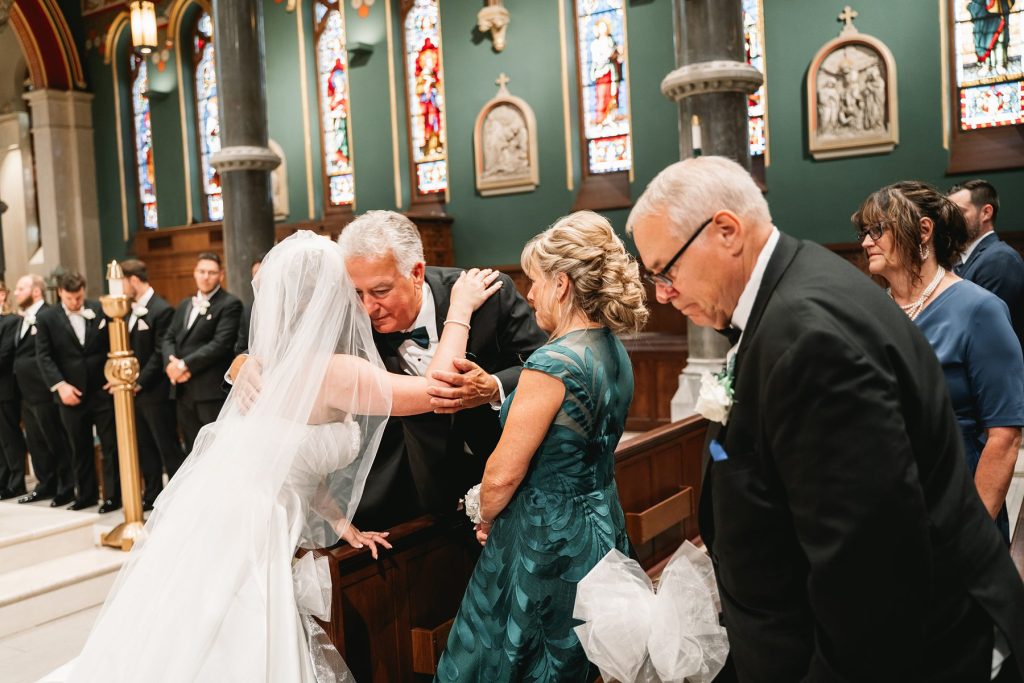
[949,179,1024,352]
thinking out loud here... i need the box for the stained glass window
[193,11,223,221]
[575,0,632,175]
[315,0,355,207]
[130,53,158,229]
[743,0,768,157]
[953,0,1023,130]
[404,0,448,195]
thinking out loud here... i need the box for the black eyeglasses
[855,222,887,243]
[643,216,713,287]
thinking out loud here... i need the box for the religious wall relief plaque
[807,6,898,160]
[474,74,539,196]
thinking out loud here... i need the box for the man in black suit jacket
[0,309,29,499]
[340,211,546,530]
[120,259,183,509]
[161,252,242,454]
[949,180,1024,351]
[630,157,1024,682]
[35,272,119,512]
[12,274,74,506]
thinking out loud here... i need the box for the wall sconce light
[130,1,158,55]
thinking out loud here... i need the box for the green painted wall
[79,0,1024,268]
[761,0,1024,242]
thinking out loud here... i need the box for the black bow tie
[717,326,742,347]
[380,326,430,352]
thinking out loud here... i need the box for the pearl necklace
[888,267,945,321]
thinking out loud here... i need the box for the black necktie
[717,326,742,347]
[380,326,430,353]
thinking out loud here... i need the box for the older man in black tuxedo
[12,275,74,506]
[35,272,119,512]
[161,252,242,454]
[630,156,1024,682]
[339,211,546,530]
[120,259,182,509]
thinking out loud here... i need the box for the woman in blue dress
[435,211,648,681]
[854,181,1024,542]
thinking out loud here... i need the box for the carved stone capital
[477,5,510,52]
[209,146,282,173]
[661,60,764,101]
[0,0,14,27]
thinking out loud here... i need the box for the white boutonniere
[460,483,483,524]
[695,359,735,426]
[98,319,106,330]
[133,306,148,318]
[80,308,96,320]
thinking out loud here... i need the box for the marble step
[0,547,125,639]
[0,505,100,573]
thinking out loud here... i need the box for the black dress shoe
[0,487,27,500]
[67,498,96,511]
[50,491,75,506]
[98,499,122,514]
[18,489,54,504]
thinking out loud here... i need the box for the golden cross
[838,5,858,30]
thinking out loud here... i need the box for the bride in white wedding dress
[60,231,500,682]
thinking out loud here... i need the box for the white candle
[108,275,124,297]
[691,115,702,155]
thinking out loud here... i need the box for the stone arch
[7,0,85,90]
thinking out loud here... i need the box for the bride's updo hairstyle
[521,211,648,335]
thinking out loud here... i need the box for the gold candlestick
[99,261,145,551]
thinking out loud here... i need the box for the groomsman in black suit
[0,286,29,499]
[630,157,1024,682]
[120,259,182,510]
[948,179,1024,351]
[13,274,74,506]
[161,252,242,454]
[338,211,546,530]
[34,272,119,512]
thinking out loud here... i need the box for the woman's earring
[920,243,930,261]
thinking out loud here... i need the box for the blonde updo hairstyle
[521,211,648,336]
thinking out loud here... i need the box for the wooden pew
[321,415,709,681]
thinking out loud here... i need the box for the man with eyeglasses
[628,156,1024,682]
[338,211,545,531]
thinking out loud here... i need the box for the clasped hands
[427,358,499,414]
[165,355,192,384]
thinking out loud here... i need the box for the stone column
[210,0,279,305]
[0,111,39,281]
[662,0,763,420]
[23,90,103,293]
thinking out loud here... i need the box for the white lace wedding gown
[59,419,360,683]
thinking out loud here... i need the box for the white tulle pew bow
[573,541,729,683]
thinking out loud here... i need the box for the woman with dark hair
[853,181,1024,543]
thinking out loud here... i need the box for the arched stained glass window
[403,0,448,198]
[743,0,768,158]
[192,11,223,222]
[314,0,356,208]
[574,0,632,175]
[130,53,158,229]
[953,0,1023,130]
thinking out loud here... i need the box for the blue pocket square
[709,439,729,462]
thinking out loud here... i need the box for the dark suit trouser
[136,398,183,503]
[21,399,73,496]
[0,400,27,492]
[58,392,118,503]
[177,396,224,456]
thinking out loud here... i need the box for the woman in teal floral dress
[435,211,648,682]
